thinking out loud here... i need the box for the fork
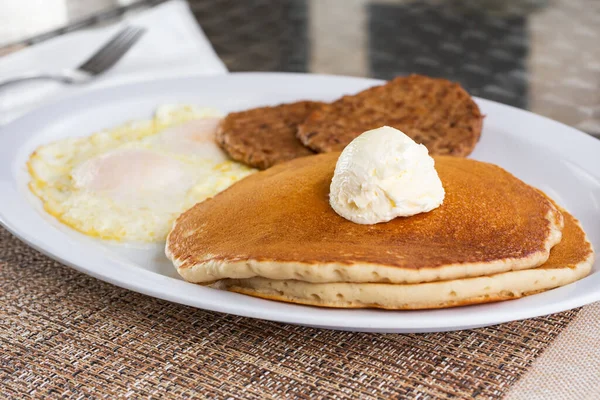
[0,26,146,90]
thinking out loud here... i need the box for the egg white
[28,105,255,243]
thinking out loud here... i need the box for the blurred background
[1,0,599,137]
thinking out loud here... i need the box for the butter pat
[329,126,445,224]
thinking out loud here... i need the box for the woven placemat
[0,227,580,399]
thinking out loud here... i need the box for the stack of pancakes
[166,153,594,309]
[216,75,484,169]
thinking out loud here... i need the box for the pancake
[166,153,563,285]
[216,101,324,170]
[297,75,483,156]
[217,209,593,309]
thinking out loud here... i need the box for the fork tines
[78,26,146,75]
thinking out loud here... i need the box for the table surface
[2,0,600,139]
[2,1,600,399]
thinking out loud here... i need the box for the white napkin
[0,0,228,125]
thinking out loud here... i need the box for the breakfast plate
[0,72,598,333]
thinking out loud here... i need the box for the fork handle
[0,71,89,90]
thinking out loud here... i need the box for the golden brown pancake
[166,153,563,285]
[217,209,593,309]
[297,75,483,156]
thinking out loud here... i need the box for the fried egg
[28,105,255,243]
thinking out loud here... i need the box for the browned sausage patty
[216,101,325,170]
[297,75,483,157]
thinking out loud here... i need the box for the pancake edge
[166,207,563,284]
[217,241,594,310]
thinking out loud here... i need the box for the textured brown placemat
[0,227,580,399]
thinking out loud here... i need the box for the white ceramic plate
[0,73,598,333]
